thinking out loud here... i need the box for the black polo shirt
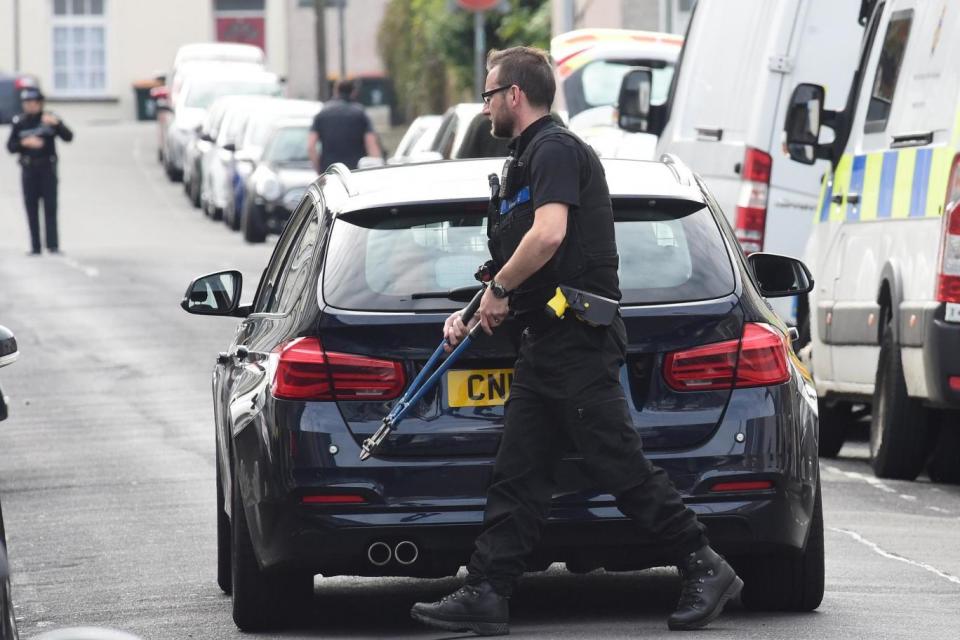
[310,99,372,171]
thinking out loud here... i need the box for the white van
[643,0,864,322]
[552,28,682,160]
[782,0,960,482]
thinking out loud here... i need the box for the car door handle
[847,193,861,204]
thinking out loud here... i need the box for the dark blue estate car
[183,156,823,631]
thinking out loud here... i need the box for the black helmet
[20,87,45,102]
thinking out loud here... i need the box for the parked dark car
[183,156,823,631]
[0,74,38,125]
[1,325,20,640]
[239,120,316,243]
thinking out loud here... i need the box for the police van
[783,0,960,481]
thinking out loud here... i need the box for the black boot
[668,546,743,631]
[410,581,509,636]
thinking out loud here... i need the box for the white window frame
[50,0,109,98]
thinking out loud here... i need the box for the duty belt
[20,156,56,168]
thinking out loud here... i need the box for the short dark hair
[486,46,555,109]
[336,79,355,98]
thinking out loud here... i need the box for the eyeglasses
[481,85,512,105]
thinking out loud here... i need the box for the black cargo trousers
[465,314,707,597]
[21,161,59,253]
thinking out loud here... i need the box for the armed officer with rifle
[409,46,743,635]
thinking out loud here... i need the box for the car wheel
[818,400,852,458]
[0,575,16,640]
[230,457,313,631]
[225,202,241,231]
[190,176,201,209]
[870,325,929,480]
[164,157,182,182]
[927,415,960,484]
[735,478,824,612]
[216,443,231,594]
[210,206,224,222]
[242,205,267,244]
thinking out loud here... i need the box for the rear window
[322,200,734,312]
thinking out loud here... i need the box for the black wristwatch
[490,279,511,299]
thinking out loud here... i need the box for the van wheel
[870,325,929,480]
[231,459,313,631]
[734,478,824,611]
[190,175,202,209]
[927,415,960,484]
[818,400,851,458]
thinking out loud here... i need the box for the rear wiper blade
[410,286,481,302]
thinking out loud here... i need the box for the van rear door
[657,0,801,227]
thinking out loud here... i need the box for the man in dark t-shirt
[307,79,381,172]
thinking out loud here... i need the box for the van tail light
[272,337,405,401]
[937,154,960,303]
[735,147,772,255]
[663,323,790,391]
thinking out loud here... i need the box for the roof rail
[322,162,358,197]
[660,153,695,187]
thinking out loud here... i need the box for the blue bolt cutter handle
[360,286,486,461]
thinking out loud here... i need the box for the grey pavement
[0,120,958,639]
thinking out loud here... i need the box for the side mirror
[0,325,18,368]
[181,271,244,316]
[784,83,825,165]
[200,133,214,143]
[223,143,236,153]
[747,253,814,298]
[617,68,653,133]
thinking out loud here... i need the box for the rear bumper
[233,382,820,576]
[249,488,809,577]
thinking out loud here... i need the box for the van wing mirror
[181,270,245,316]
[747,253,814,298]
[617,68,653,133]
[784,83,827,165]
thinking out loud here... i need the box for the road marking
[927,506,952,515]
[823,464,897,493]
[61,255,99,278]
[899,494,918,501]
[830,527,960,587]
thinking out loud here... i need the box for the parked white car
[163,67,282,182]
[389,115,442,164]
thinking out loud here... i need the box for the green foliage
[378,0,551,121]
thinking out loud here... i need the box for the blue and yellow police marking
[877,151,898,219]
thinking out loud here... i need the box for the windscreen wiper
[410,285,482,302]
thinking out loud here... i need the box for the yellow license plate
[447,368,514,407]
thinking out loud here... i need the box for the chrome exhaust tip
[367,541,392,567]
[394,540,419,566]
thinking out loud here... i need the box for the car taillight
[937,154,960,304]
[710,480,774,493]
[272,337,405,401]
[13,76,33,90]
[735,147,772,255]
[663,323,790,391]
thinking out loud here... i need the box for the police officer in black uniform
[6,87,73,255]
[411,47,743,636]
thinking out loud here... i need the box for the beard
[491,111,514,139]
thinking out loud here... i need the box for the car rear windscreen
[322,199,735,312]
